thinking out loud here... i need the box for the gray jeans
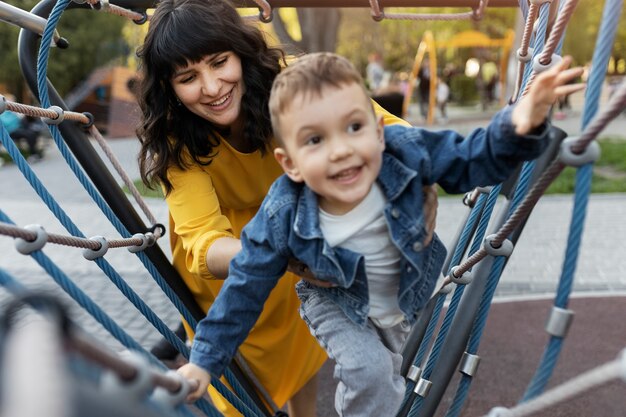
[298,287,409,417]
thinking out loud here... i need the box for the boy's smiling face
[274,82,385,215]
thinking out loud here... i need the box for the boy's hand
[512,55,585,135]
[177,363,211,402]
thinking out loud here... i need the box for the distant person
[417,57,431,119]
[366,52,385,93]
[436,78,450,122]
[176,52,584,417]
[0,102,43,161]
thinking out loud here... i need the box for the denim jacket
[190,106,549,377]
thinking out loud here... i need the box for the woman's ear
[274,148,303,182]
[376,114,385,150]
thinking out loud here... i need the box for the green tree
[0,0,126,101]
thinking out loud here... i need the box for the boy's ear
[274,148,304,183]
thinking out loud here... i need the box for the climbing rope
[368,0,490,22]
[0,94,164,240]
[77,0,148,24]
[486,349,626,417]
[520,0,625,401]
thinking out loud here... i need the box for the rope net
[1,1,625,417]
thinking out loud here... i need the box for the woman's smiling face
[171,51,245,129]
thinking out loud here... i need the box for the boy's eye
[305,135,322,145]
[347,122,362,133]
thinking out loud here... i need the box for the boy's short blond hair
[269,52,374,144]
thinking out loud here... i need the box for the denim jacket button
[391,208,400,219]
[412,241,423,252]
[406,265,413,273]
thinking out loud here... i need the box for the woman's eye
[213,56,228,67]
[180,75,194,84]
[347,122,362,133]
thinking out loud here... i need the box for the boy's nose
[329,138,354,161]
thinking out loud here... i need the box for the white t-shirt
[319,183,405,328]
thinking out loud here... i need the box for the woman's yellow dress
[166,103,407,416]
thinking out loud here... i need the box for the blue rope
[399,192,488,412]
[405,187,501,417]
[443,156,538,417]
[0,268,211,417]
[519,0,623,402]
[580,0,623,128]
[518,0,529,18]
[35,0,196,330]
[3,3,265,416]
[31,3,270,415]
[520,164,593,401]
[444,256,507,417]
[0,267,27,293]
[0,124,189,361]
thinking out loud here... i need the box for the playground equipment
[403,29,516,124]
[1,0,625,416]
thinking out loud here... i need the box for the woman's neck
[222,118,254,153]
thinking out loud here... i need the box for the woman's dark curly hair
[136,0,285,193]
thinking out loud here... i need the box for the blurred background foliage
[0,1,624,103]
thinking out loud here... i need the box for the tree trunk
[272,8,341,54]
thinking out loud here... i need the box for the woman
[136,0,436,415]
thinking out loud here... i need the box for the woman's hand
[422,185,438,246]
[287,258,335,288]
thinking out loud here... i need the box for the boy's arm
[177,209,289,402]
[512,56,584,135]
[421,56,583,193]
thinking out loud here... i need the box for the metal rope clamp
[128,233,150,253]
[42,106,65,125]
[0,95,7,114]
[413,378,432,398]
[150,370,192,408]
[516,47,534,63]
[132,10,148,25]
[450,267,473,285]
[619,348,626,382]
[15,224,48,254]
[407,365,422,382]
[532,53,563,74]
[82,235,109,260]
[487,407,513,417]
[258,7,273,23]
[100,352,154,401]
[483,235,514,258]
[459,352,481,377]
[545,306,574,337]
[558,137,601,167]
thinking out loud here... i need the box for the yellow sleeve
[372,99,410,127]
[166,161,233,280]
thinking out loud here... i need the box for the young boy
[178,52,584,415]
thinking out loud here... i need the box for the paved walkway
[1,100,625,415]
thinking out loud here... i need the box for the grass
[434,136,626,197]
[4,137,624,198]
[123,179,164,199]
